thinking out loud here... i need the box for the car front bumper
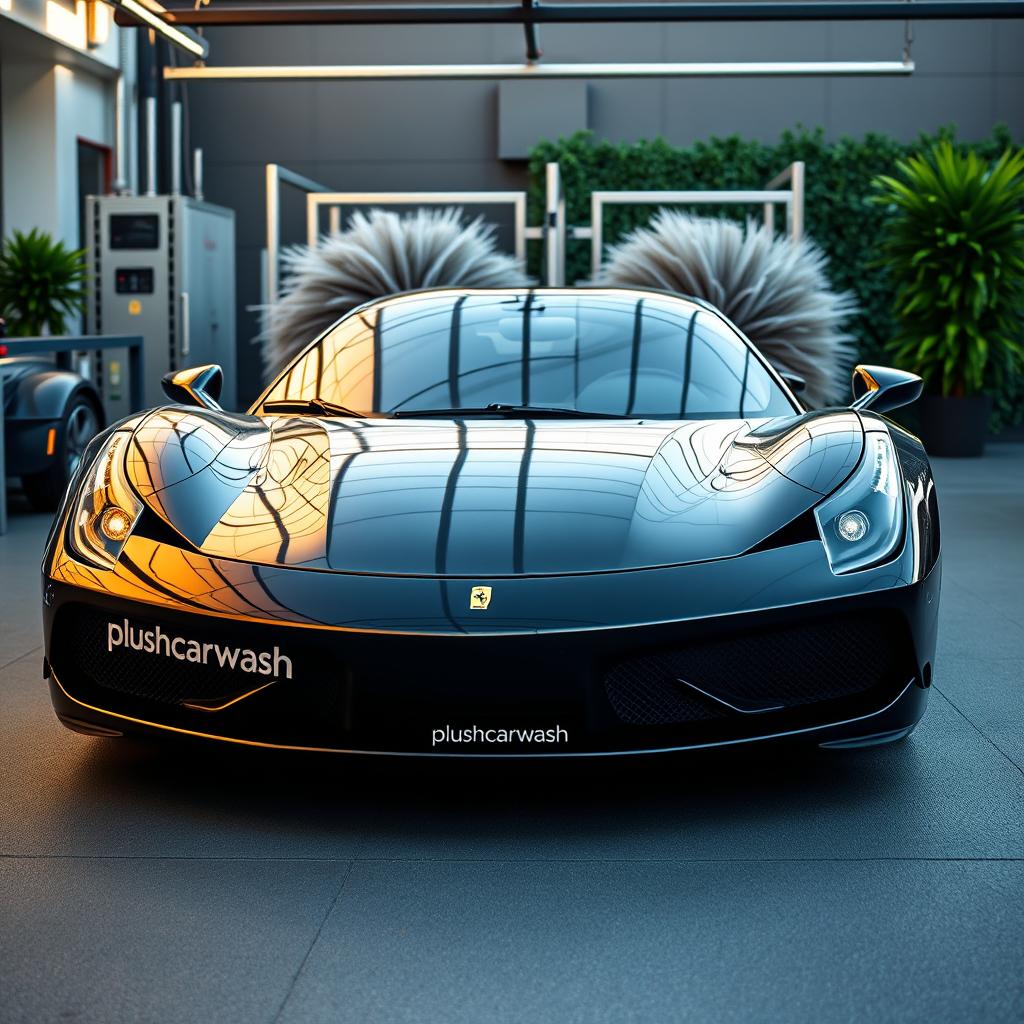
[43,542,939,756]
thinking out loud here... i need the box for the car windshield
[257,290,797,420]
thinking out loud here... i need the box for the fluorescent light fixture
[45,0,87,48]
[165,60,914,81]
[114,0,208,59]
[87,0,112,48]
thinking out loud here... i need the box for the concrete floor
[1,447,1022,1024]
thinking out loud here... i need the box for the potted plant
[873,141,1024,456]
[0,228,86,336]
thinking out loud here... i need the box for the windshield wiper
[391,403,623,419]
[262,398,371,418]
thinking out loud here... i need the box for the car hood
[123,407,864,576]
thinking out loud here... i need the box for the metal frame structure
[264,167,531,304]
[265,164,334,306]
[265,160,806,294]
[763,162,805,238]
[587,163,806,277]
[305,191,529,262]
[542,162,567,287]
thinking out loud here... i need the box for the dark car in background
[2,348,104,511]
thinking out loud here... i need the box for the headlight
[67,430,143,569]
[814,432,903,574]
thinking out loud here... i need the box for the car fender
[2,368,105,476]
[5,368,103,424]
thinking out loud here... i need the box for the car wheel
[21,393,100,512]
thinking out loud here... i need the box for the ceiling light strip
[115,0,209,59]
[164,60,914,81]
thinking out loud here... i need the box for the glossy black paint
[852,364,924,415]
[41,288,941,756]
[45,577,933,755]
[121,412,867,576]
[160,363,224,410]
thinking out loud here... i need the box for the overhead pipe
[112,25,131,194]
[113,74,129,194]
[144,96,158,196]
[193,147,204,201]
[121,1,1024,26]
[170,101,183,195]
[138,31,159,196]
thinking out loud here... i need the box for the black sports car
[42,287,940,756]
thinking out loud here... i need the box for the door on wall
[77,138,111,249]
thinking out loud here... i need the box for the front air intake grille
[56,605,312,707]
[605,612,908,726]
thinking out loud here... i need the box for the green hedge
[527,126,1022,431]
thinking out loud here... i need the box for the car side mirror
[850,364,922,414]
[161,364,224,411]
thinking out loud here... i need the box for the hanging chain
[903,0,915,65]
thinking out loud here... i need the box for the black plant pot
[917,394,992,458]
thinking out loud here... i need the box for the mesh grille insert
[605,612,906,726]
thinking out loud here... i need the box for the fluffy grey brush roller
[597,210,858,408]
[263,207,532,381]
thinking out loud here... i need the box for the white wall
[1,1,136,246]
[0,60,114,244]
[0,0,120,73]
[54,61,111,244]
[0,59,60,237]
[0,2,136,336]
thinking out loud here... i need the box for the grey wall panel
[664,20,831,59]
[994,76,1024,135]
[193,83,319,163]
[826,75,999,139]
[523,23,670,61]
[185,21,1024,404]
[994,19,1024,70]
[310,160,526,191]
[310,24,499,64]
[588,81,666,142]
[199,161,270,249]
[309,81,499,161]
[662,77,830,144]
[826,20,991,70]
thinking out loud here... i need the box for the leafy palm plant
[873,142,1024,396]
[0,228,87,336]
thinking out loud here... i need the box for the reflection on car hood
[123,407,864,576]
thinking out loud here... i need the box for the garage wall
[0,2,131,244]
[184,18,1024,404]
[0,60,60,238]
